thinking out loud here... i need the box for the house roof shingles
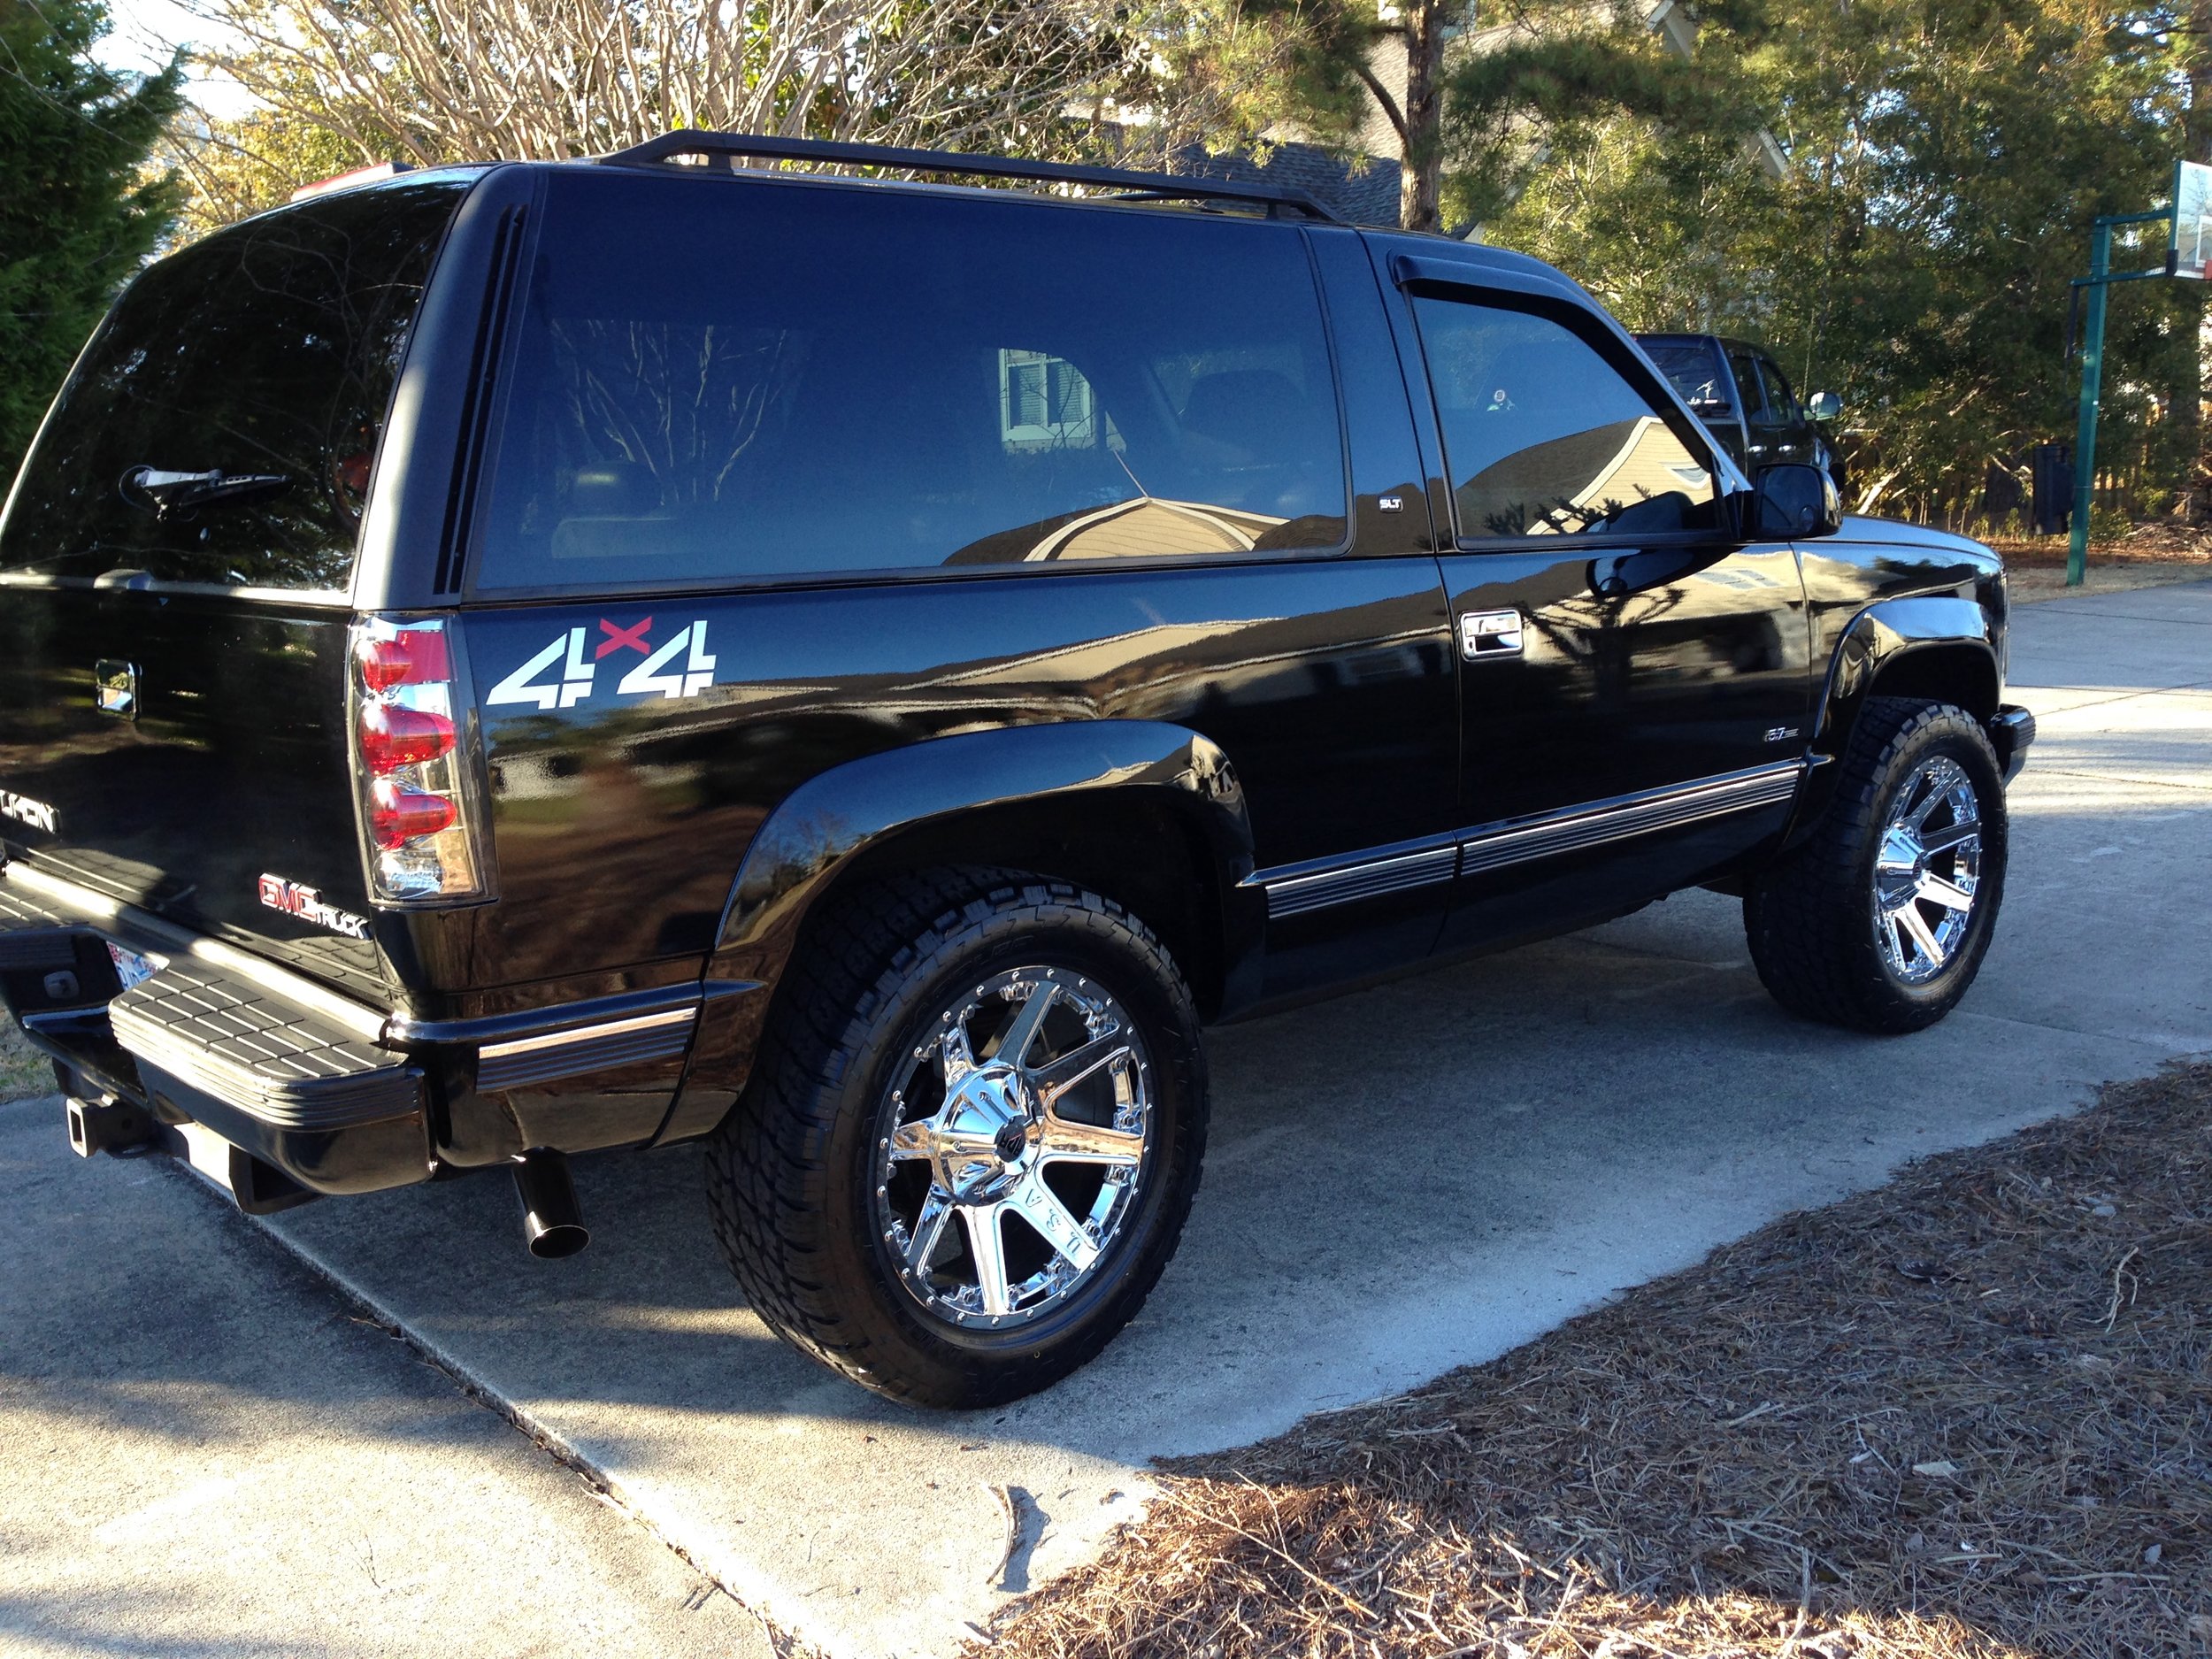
[1171,142,1402,227]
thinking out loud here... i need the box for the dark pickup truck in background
[1635,332,1847,495]
[0,135,2030,1407]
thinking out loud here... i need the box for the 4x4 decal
[487,618,718,710]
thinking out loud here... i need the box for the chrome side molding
[1263,843,1458,919]
[1251,760,1807,919]
[1459,762,1803,876]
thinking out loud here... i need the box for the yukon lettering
[0,790,58,835]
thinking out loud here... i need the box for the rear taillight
[349,616,493,903]
[358,701,457,772]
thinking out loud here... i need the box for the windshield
[0,178,469,595]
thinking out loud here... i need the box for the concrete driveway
[4,579,2208,1659]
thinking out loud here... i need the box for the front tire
[703,868,1207,1408]
[1746,697,2008,1033]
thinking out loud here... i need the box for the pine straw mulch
[991,1064,2212,1659]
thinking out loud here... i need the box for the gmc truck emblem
[257,874,371,940]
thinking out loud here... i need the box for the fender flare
[1787,594,2000,841]
[656,720,1258,1141]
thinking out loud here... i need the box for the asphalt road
[4,579,2206,1659]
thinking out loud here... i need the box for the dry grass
[0,1018,48,1103]
[2008,562,2212,605]
[1992,523,2212,566]
[1992,525,2212,604]
[994,1065,2212,1659]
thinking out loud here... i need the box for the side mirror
[1807,390,1842,422]
[1746,463,1841,539]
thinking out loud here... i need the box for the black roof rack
[595,130,1342,224]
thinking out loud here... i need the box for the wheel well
[821,793,1232,1018]
[1860,643,1999,724]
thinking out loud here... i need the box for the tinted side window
[1755,357,1801,424]
[0,179,469,594]
[471,173,1346,590]
[1724,347,1770,420]
[1413,298,1720,541]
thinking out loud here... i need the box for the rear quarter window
[0,178,471,595]
[468,172,1348,593]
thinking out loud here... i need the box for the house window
[1000,349,1096,450]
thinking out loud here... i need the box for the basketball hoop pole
[2068,208,2176,587]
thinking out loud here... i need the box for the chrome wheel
[872,965,1151,1331]
[1872,755,1982,984]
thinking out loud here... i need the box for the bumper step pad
[0,871,429,1194]
[109,959,423,1131]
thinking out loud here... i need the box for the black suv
[0,134,2032,1407]
[1635,333,1845,492]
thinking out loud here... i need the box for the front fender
[654,720,1257,1141]
[1810,595,1996,749]
[1786,595,2000,844]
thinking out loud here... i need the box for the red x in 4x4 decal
[595,617,653,658]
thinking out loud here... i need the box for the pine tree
[1491,0,2185,523]
[0,0,183,483]
[1168,0,1740,232]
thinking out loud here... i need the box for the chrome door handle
[1458,609,1524,660]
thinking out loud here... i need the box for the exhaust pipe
[512,1148,588,1260]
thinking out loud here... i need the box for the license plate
[106,942,161,989]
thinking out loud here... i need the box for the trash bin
[2031,442,2072,536]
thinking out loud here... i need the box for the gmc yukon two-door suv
[0,134,2033,1407]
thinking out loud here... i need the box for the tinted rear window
[0,179,469,595]
[1640,340,1732,414]
[470,173,1347,592]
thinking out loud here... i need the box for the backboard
[2172,160,2212,278]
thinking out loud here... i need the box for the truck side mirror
[1746,463,1841,539]
[1807,390,1842,421]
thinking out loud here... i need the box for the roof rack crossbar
[595,131,1342,224]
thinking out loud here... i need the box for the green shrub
[2086,504,2133,546]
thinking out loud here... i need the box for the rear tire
[1746,697,2008,1033]
[703,867,1207,1408]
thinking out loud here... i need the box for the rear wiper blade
[119,465,290,519]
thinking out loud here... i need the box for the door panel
[1440,541,1809,822]
[1390,285,1814,951]
[1434,543,1809,951]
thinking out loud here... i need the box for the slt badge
[488,617,718,710]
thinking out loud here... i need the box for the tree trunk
[1399,0,1448,232]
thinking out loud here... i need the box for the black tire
[1746,697,2008,1033]
[703,867,1207,1408]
